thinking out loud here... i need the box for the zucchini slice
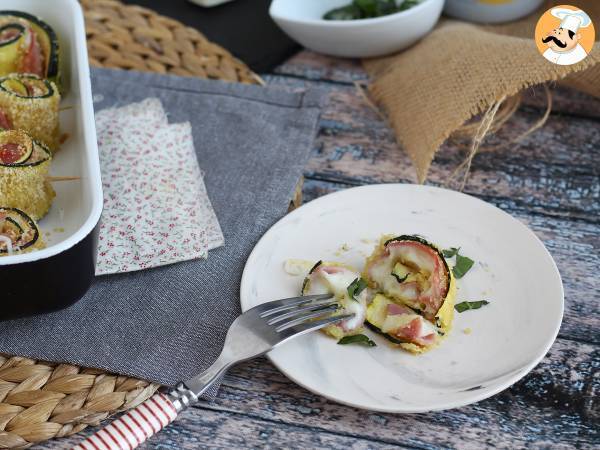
[0,23,25,75]
[0,129,54,220]
[0,74,60,150]
[0,75,53,98]
[364,235,455,328]
[0,206,42,255]
[0,11,60,89]
[0,134,32,165]
[0,129,49,166]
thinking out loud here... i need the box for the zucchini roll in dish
[302,261,368,340]
[0,129,54,220]
[363,235,456,353]
[0,206,42,256]
[0,11,60,85]
[0,74,60,150]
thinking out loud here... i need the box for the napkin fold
[95,98,224,275]
[0,69,324,395]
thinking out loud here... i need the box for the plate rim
[240,183,564,413]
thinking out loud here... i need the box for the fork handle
[73,355,230,450]
[72,392,179,450]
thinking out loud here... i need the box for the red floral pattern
[95,99,224,275]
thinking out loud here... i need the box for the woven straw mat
[0,1,268,448]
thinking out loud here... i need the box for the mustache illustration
[542,35,567,48]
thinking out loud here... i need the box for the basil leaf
[397,0,420,11]
[374,0,398,16]
[323,4,362,20]
[391,272,408,283]
[442,247,460,258]
[442,246,475,278]
[453,254,474,279]
[354,0,378,17]
[454,300,489,313]
[325,0,418,21]
[338,334,377,347]
[347,277,368,301]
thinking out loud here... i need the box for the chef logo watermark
[535,5,595,66]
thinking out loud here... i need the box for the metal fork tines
[177,294,353,404]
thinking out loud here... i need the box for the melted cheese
[303,262,367,334]
[0,234,13,254]
[283,259,316,276]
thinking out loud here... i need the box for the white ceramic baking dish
[0,0,102,318]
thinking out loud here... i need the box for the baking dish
[0,0,102,318]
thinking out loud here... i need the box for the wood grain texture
[42,50,599,449]
[276,51,600,120]
[266,77,600,224]
[43,338,598,449]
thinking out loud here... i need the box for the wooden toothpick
[47,176,81,182]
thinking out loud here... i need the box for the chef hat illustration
[551,8,592,33]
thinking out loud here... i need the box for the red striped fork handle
[72,393,178,450]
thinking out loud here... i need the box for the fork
[73,294,349,450]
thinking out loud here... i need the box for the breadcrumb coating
[0,130,54,220]
[0,75,60,151]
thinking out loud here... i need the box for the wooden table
[48,51,599,449]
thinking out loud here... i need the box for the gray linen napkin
[0,69,323,394]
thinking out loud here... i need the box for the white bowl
[269,0,444,58]
[444,0,545,24]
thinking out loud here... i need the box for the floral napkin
[94,98,224,275]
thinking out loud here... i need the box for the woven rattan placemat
[0,1,292,448]
[84,0,261,84]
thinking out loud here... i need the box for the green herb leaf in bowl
[397,0,420,11]
[323,0,420,21]
[323,4,363,20]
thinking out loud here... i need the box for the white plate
[240,184,564,413]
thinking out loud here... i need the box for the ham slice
[0,143,24,164]
[395,318,436,346]
[20,26,44,77]
[367,238,449,320]
[385,303,436,345]
[0,110,12,130]
[387,303,413,316]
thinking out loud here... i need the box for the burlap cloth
[364,0,600,183]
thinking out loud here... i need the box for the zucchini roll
[366,294,440,353]
[0,74,60,150]
[0,11,60,86]
[364,235,456,334]
[0,206,42,255]
[0,129,54,220]
[302,261,368,340]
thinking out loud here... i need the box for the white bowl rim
[269,0,440,27]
